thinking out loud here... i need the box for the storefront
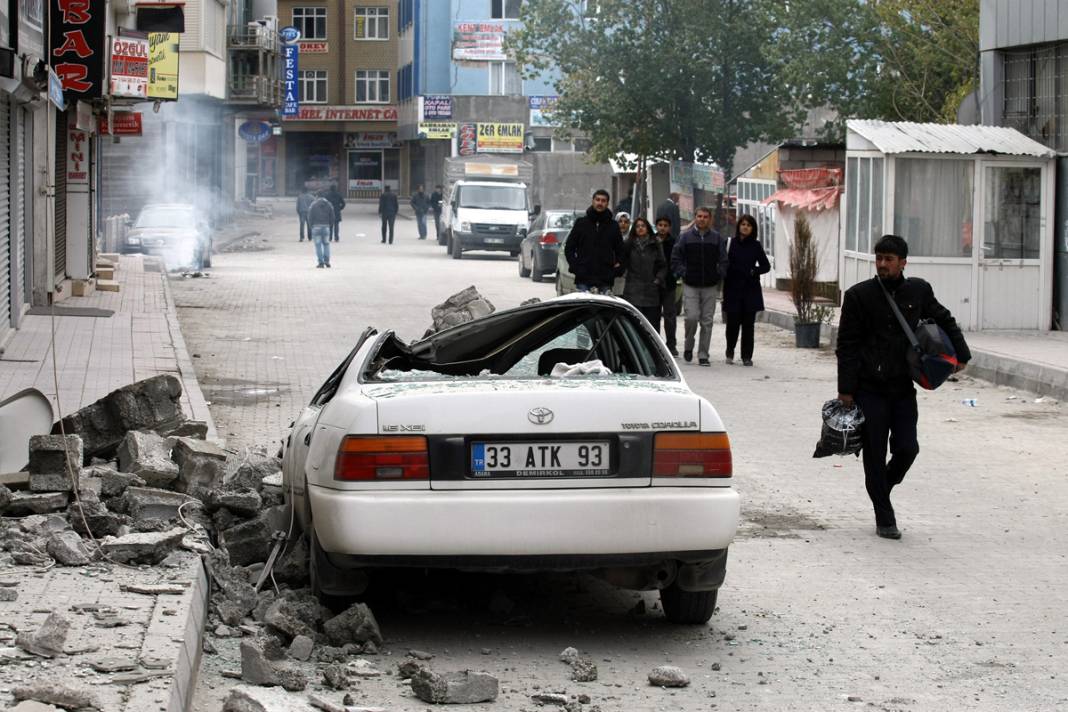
[285,131,341,194]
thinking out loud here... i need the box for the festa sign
[280,26,300,117]
[239,121,272,143]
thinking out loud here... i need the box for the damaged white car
[282,295,739,624]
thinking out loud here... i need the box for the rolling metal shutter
[54,110,67,281]
[14,106,26,316]
[0,93,11,338]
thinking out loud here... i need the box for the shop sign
[282,42,299,116]
[67,130,89,184]
[283,105,398,121]
[422,95,453,120]
[74,100,93,131]
[98,112,143,135]
[693,164,725,192]
[110,31,150,99]
[452,22,506,62]
[47,66,66,110]
[279,26,301,43]
[528,95,559,127]
[417,121,457,140]
[476,122,524,153]
[350,178,383,190]
[457,123,477,156]
[344,132,398,149]
[50,0,107,100]
[239,121,272,143]
[298,40,328,53]
[147,32,180,100]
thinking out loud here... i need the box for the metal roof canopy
[846,120,1056,158]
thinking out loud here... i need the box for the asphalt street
[174,202,1068,711]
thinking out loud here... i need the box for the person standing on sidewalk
[430,184,445,241]
[564,189,625,294]
[621,217,668,329]
[296,189,314,242]
[378,185,399,244]
[655,215,680,356]
[325,182,346,242]
[836,234,970,540]
[670,206,728,366]
[723,215,771,366]
[656,192,682,240]
[410,184,430,240]
[306,192,335,268]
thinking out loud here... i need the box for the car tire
[451,236,463,260]
[659,583,718,624]
[518,251,531,278]
[530,254,544,283]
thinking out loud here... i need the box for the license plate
[484,237,505,244]
[471,441,611,478]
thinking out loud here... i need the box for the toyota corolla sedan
[282,295,739,623]
[124,203,212,270]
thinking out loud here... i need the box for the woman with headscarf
[621,216,668,329]
[722,214,771,366]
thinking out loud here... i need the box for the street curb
[160,270,220,443]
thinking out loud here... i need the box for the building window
[984,166,1042,259]
[490,61,521,95]
[736,179,777,256]
[531,136,552,152]
[398,63,414,101]
[844,157,884,254]
[491,0,521,19]
[1002,44,1068,153]
[893,157,973,258]
[355,7,389,40]
[298,70,328,103]
[293,7,327,40]
[398,0,414,32]
[356,70,390,103]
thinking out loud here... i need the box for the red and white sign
[110,32,150,98]
[98,112,143,136]
[67,130,89,184]
[297,40,328,53]
[283,105,398,122]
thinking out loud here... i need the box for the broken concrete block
[119,486,195,521]
[28,434,83,475]
[15,612,72,657]
[8,700,62,711]
[219,505,286,567]
[172,437,227,494]
[100,527,185,564]
[222,685,307,712]
[240,639,281,686]
[117,431,179,488]
[85,464,145,498]
[429,286,497,334]
[288,634,314,661]
[28,472,76,493]
[161,420,209,439]
[410,669,499,704]
[69,499,127,538]
[222,451,281,492]
[3,491,69,516]
[0,483,12,510]
[46,530,91,566]
[12,681,102,710]
[648,664,690,687]
[323,602,383,647]
[205,488,262,517]
[570,656,598,682]
[271,534,309,586]
[53,375,185,460]
[263,596,321,640]
[204,548,257,626]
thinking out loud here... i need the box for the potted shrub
[788,213,825,348]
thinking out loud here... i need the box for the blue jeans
[311,225,331,265]
[415,211,428,239]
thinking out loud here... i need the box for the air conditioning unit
[261,15,278,33]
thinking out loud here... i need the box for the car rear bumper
[309,484,739,557]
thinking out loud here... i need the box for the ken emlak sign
[50,0,108,100]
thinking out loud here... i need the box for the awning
[763,187,841,211]
[136,3,186,33]
[779,167,842,190]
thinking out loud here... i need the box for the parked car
[518,210,581,283]
[281,295,739,623]
[123,203,212,269]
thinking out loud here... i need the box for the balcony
[227,24,280,53]
[228,74,283,107]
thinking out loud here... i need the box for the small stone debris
[219,505,288,566]
[8,701,64,711]
[308,694,387,712]
[263,591,324,640]
[322,602,383,647]
[11,680,103,710]
[531,692,570,705]
[88,465,145,498]
[408,648,434,660]
[397,659,425,679]
[288,634,315,661]
[119,582,189,595]
[648,665,690,688]
[410,669,500,705]
[223,684,309,712]
[0,587,19,601]
[559,646,579,663]
[3,491,70,516]
[45,530,91,566]
[118,486,196,522]
[569,656,598,682]
[205,489,263,517]
[15,612,72,657]
[69,499,126,537]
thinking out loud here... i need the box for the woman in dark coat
[723,214,771,366]
[620,217,668,330]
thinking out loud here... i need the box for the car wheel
[518,251,531,278]
[309,527,363,610]
[659,583,718,624]
[451,236,463,260]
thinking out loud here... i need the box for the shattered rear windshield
[364,302,675,382]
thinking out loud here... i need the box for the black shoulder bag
[878,279,958,390]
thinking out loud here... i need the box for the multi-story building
[274,0,404,198]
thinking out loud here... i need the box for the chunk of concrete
[410,669,499,704]
[46,530,91,566]
[205,488,262,517]
[287,634,314,661]
[271,534,309,586]
[15,612,71,657]
[86,464,146,498]
[161,420,210,439]
[219,505,287,567]
[240,639,280,686]
[27,434,83,475]
[263,595,321,640]
[222,685,308,712]
[3,491,69,516]
[69,499,127,538]
[119,486,195,521]
[0,483,12,510]
[53,375,185,460]
[322,602,383,647]
[204,548,257,626]
[222,451,281,492]
[428,286,497,334]
[648,664,690,687]
[100,527,186,564]
[11,681,102,710]
[117,430,179,488]
[8,701,64,711]
[28,472,76,493]
[173,437,227,494]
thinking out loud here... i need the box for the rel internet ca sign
[282,105,398,122]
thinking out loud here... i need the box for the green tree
[508,0,801,174]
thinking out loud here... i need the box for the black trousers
[855,390,919,528]
[659,285,678,349]
[298,213,307,240]
[636,305,661,333]
[725,310,757,360]
[332,219,340,241]
[380,215,396,243]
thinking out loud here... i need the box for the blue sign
[528,95,558,110]
[282,43,299,116]
[239,121,272,143]
[48,67,67,111]
[279,26,301,43]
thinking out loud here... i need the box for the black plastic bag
[812,399,865,458]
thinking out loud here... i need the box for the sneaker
[699,358,711,367]
[326,263,332,268]
[876,525,902,540]
[683,350,693,362]
[316,264,324,269]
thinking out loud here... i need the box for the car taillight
[334,436,429,481]
[653,432,732,478]
[540,231,559,245]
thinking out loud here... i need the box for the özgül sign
[279,26,301,43]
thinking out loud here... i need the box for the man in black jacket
[836,234,971,540]
[656,192,682,240]
[378,186,399,244]
[325,183,345,242]
[654,215,679,356]
[670,206,728,366]
[429,184,445,241]
[564,189,624,294]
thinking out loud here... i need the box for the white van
[444,179,531,260]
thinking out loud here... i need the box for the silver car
[123,203,212,270]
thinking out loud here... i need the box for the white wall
[776,206,841,283]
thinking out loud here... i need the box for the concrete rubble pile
[424,285,496,336]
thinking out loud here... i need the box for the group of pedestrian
[296,182,346,268]
[564,189,771,366]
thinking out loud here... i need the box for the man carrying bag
[835,235,970,540]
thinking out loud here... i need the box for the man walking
[410,184,430,240]
[378,185,399,244]
[325,182,346,242]
[296,189,313,242]
[564,189,624,294]
[656,192,682,240]
[655,215,679,356]
[670,206,728,366]
[836,234,970,540]
[429,184,445,241]
[306,192,335,268]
